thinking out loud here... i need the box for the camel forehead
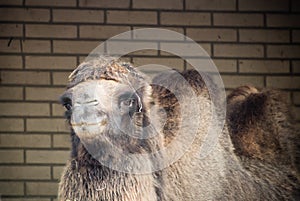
[71,79,119,93]
[70,79,134,102]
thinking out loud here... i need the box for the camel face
[61,79,143,140]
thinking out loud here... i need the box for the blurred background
[0,0,299,200]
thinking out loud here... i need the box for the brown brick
[133,0,183,9]
[0,0,22,5]
[293,107,300,121]
[106,40,158,55]
[53,166,65,179]
[25,87,65,101]
[214,44,264,58]
[161,12,210,26]
[267,14,300,28]
[22,40,51,53]
[0,87,23,100]
[214,13,263,27]
[78,56,91,63]
[267,45,300,58]
[187,28,237,42]
[0,134,51,148]
[186,0,235,11]
[292,30,300,42]
[239,0,288,11]
[53,9,104,23]
[0,71,50,85]
[26,118,69,132]
[0,24,23,37]
[79,0,130,8]
[266,76,300,89]
[292,61,300,73]
[239,60,290,74]
[26,150,69,164]
[186,58,237,73]
[53,134,70,148]
[293,92,300,105]
[53,40,100,54]
[26,0,76,6]
[0,55,22,69]
[292,0,300,12]
[52,103,65,116]
[26,24,77,38]
[0,8,50,22]
[0,150,24,163]
[0,166,50,179]
[52,71,71,86]
[0,182,24,195]
[26,182,58,196]
[160,42,211,56]
[222,75,264,88]
[132,57,184,71]
[127,49,159,56]
[0,39,21,53]
[213,59,237,73]
[80,25,131,39]
[107,11,157,25]
[0,118,24,132]
[132,27,184,41]
[26,56,77,70]
[239,29,289,43]
[0,103,50,116]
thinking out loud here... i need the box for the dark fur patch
[227,86,300,176]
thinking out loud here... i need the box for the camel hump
[227,86,300,176]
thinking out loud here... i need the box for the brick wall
[0,0,299,200]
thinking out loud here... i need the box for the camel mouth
[71,119,108,127]
[71,120,108,139]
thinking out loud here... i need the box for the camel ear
[135,93,143,113]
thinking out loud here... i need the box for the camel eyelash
[60,95,73,111]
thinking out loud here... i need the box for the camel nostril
[74,99,99,107]
[85,99,99,105]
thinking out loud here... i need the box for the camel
[58,56,299,200]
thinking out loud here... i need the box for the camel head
[60,57,160,163]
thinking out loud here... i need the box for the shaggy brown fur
[227,86,300,176]
[58,57,300,201]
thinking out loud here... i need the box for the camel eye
[64,103,72,111]
[61,96,72,111]
[118,92,141,113]
[60,92,73,111]
[119,93,134,106]
[122,98,136,107]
